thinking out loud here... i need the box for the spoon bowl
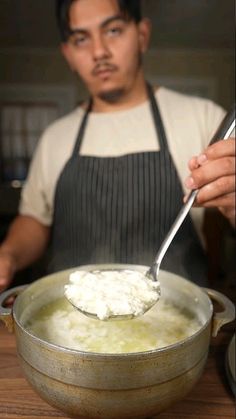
[64,268,161,321]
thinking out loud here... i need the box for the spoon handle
[151,104,236,279]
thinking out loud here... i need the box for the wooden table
[0,320,235,419]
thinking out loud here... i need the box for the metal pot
[0,264,235,419]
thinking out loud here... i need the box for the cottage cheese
[64,269,161,320]
[25,297,202,353]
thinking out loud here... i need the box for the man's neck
[91,75,149,113]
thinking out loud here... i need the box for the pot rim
[13,310,212,358]
[11,265,214,359]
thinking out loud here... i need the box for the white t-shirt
[19,87,226,241]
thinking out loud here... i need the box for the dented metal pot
[0,264,235,418]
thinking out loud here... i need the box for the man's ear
[138,18,152,53]
[61,43,76,71]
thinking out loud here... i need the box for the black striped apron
[49,84,207,285]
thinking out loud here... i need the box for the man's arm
[0,215,50,292]
[184,138,235,227]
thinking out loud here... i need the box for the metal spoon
[146,105,235,283]
[65,105,235,321]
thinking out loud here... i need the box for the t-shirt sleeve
[18,107,83,226]
[19,131,53,226]
[202,99,227,147]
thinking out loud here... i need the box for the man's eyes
[69,24,125,47]
[71,35,88,46]
[106,25,124,36]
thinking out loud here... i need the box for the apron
[49,84,207,285]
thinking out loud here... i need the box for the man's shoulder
[156,87,226,149]
[156,86,225,117]
[43,106,83,137]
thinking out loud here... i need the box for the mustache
[92,62,118,76]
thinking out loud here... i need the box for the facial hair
[97,88,125,103]
[95,53,143,104]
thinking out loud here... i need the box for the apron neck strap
[72,98,92,157]
[146,82,168,149]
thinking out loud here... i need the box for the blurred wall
[0,45,234,111]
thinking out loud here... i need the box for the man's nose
[91,34,111,60]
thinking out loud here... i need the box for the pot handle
[204,288,235,337]
[0,285,27,332]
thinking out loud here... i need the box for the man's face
[62,0,150,102]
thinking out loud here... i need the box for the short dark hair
[55,0,142,41]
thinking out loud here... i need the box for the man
[0,0,235,291]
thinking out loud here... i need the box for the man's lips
[92,64,117,77]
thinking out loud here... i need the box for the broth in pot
[25,296,201,354]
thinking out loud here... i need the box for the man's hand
[0,250,16,292]
[0,215,50,294]
[184,138,235,227]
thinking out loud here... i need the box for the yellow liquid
[25,298,201,354]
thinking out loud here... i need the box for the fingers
[185,137,235,196]
[202,138,235,160]
[188,139,235,171]
[186,173,235,201]
[184,138,235,225]
[195,191,235,208]
[188,156,199,170]
[184,174,235,209]
[185,157,235,190]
